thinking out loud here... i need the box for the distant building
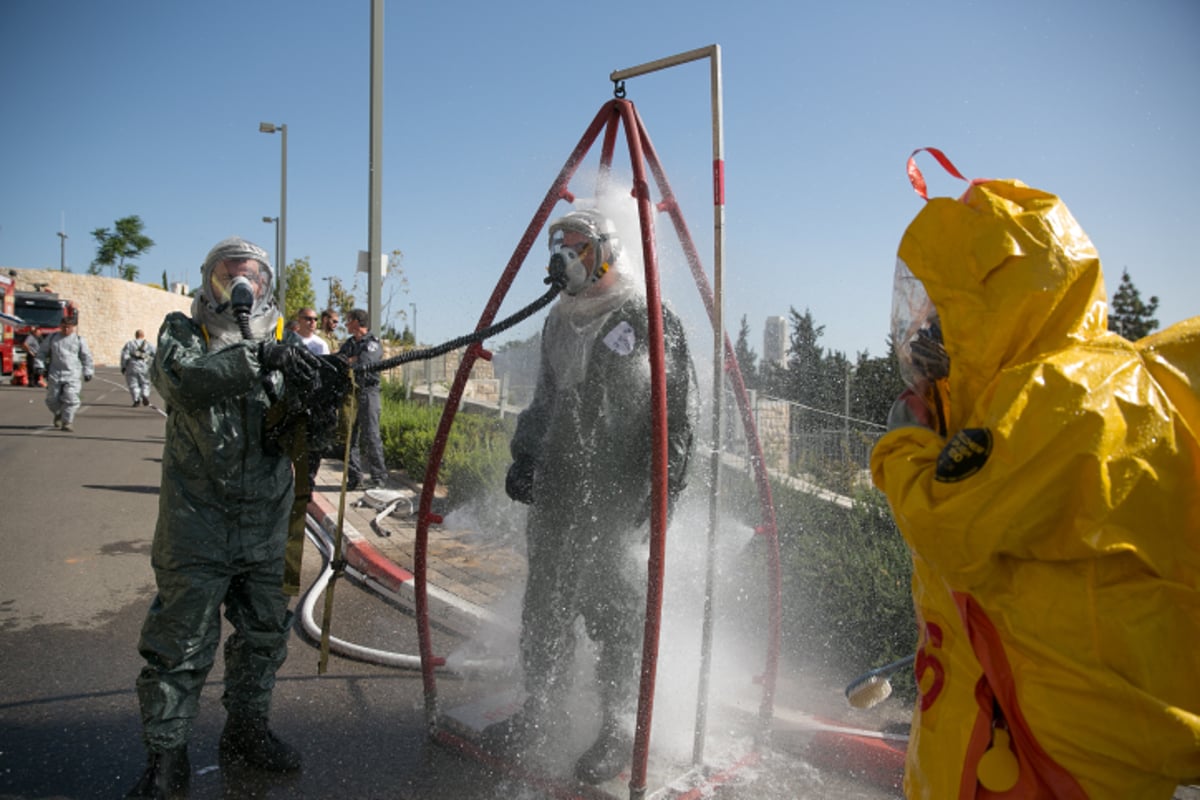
[763,315,788,367]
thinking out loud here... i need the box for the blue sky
[2,0,1196,361]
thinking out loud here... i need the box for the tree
[339,247,409,340]
[90,215,154,280]
[785,307,826,411]
[1108,268,1159,340]
[852,339,907,426]
[326,277,357,318]
[733,314,758,390]
[380,249,410,340]
[283,257,318,321]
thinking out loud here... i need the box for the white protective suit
[36,327,94,426]
[120,335,156,405]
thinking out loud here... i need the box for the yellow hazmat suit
[871,170,1200,799]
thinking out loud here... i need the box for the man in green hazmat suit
[125,237,322,800]
[492,206,697,785]
[871,154,1200,799]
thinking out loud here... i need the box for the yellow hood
[873,171,1200,798]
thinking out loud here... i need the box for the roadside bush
[724,468,916,687]
[777,480,915,680]
[379,386,512,512]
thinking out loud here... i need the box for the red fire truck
[0,274,74,384]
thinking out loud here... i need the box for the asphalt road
[0,367,915,800]
[0,369,511,800]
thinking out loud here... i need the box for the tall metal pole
[610,43,728,771]
[262,217,279,282]
[279,123,288,310]
[367,0,384,333]
[258,122,288,310]
[56,230,67,272]
[409,302,417,344]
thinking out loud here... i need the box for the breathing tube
[354,268,567,377]
[229,277,257,341]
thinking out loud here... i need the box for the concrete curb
[305,490,501,636]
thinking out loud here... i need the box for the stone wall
[3,270,503,388]
[381,343,496,398]
[751,395,791,474]
[5,268,192,366]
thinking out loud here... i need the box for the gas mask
[193,236,279,348]
[546,209,620,296]
[548,239,600,296]
[208,258,270,312]
[891,257,950,433]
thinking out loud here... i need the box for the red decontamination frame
[411,96,783,800]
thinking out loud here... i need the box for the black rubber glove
[259,341,320,385]
[909,321,949,381]
[505,456,536,505]
[84,374,92,382]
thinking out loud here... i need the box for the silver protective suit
[35,330,94,425]
[120,336,156,404]
[510,265,697,722]
[133,238,295,753]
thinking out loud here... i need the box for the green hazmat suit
[510,269,697,723]
[871,174,1200,798]
[134,308,297,753]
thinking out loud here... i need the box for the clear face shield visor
[891,258,949,394]
[208,258,271,312]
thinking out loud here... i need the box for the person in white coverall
[35,312,94,432]
[120,329,156,407]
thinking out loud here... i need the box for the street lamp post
[409,302,417,344]
[322,276,334,310]
[261,216,279,280]
[56,231,67,272]
[258,121,287,309]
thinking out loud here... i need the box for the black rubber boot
[573,723,632,785]
[480,707,536,753]
[219,715,301,773]
[125,746,190,799]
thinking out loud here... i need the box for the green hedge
[378,387,512,512]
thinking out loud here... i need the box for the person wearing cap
[34,311,94,432]
[119,329,156,407]
[486,205,698,785]
[125,237,321,800]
